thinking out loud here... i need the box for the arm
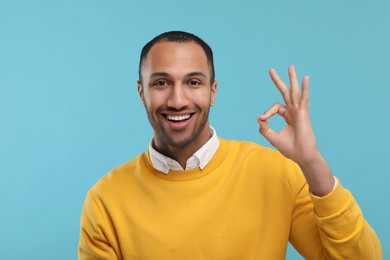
[257,66,333,196]
[257,66,382,258]
[78,191,119,260]
[289,176,382,259]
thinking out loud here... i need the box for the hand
[257,66,334,196]
[257,66,318,165]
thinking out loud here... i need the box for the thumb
[257,117,278,146]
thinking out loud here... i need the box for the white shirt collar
[148,126,220,174]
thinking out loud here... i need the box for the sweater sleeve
[289,177,382,259]
[310,181,382,259]
[78,191,119,260]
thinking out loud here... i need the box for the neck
[153,126,212,169]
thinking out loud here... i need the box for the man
[79,31,382,259]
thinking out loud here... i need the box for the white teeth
[166,114,191,121]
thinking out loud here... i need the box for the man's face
[138,41,217,151]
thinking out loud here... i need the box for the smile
[165,114,192,122]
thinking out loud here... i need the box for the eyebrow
[186,71,208,79]
[149,71,208,79]
[150,72,170,78]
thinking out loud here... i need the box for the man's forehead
[145,42,207,63]
[142,42,210,74]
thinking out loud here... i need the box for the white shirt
[148,127,219,174]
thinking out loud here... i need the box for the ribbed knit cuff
[310,179,350,217]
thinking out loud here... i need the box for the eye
[188,80,201,87]
[153,80,170,88]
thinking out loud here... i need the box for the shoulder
[88,152,148,199]
[221,138,286,161]
[220,138,306,190]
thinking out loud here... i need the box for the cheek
[144,92,166,110]
[193,90,213,107]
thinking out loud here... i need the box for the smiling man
[137,40,217,168]
[78,31,382,259]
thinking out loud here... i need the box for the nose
[167,85,189,110]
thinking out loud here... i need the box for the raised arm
[257,66,334,196]
[257,66,382,259]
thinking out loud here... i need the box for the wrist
[298,153,335,197]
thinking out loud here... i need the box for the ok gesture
[257,66,334,196]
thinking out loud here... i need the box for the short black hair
[138,31,215,85]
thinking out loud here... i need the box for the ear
[137,80,146,107]
[210,80,218,107]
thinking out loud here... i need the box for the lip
[160,111,195,130]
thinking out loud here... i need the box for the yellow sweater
[79,139,382,259]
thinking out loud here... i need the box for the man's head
[138,31,215,86]
[137,31,217,154]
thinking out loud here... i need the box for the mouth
[160,112,195,130]
[165,114,192,122]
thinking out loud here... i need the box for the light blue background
[1,0,389,259]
